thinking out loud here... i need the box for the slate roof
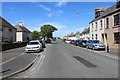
[15,25,31,33]
[75,31,81,35]
[80,27,90,35]
[0,16,16,30]
[90,3,120,23]
[68,32,76,37]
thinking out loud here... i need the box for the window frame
[114,14,120,26]
[114,32,120,44]
[100,20,103,30]
[106,18,109,29]
[95,22,98,31]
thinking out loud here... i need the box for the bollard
[107,44,109,53]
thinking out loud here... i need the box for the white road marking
[24,76,28,78]
[30,53,45,73]
[20,53,24,56]
[42,55,45,60]
[40,55,45,66]
[0,57,15,65]
[31,67,35,71]
[25,54,46,77]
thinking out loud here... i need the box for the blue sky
[2,2,115,37]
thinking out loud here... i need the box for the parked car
[78,40,88,47]
[45,38,51,43]
[39,41,46,48]
[86,40,105,50]
[74,40,81,46]
[65,40,71,43]
[25,40,43,53]
[70,40,75,44]
[63,39,66,42]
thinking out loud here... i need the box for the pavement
[9,40,118,78]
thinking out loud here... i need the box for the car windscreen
[93,40,99,43]
[28,42,39,45]
[82,40,87,43]
[76,40,79,42]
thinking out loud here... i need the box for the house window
[114,14,120,26]
[0,26,2,31]
[106,18,109,28]
[92,23,93,32]
[95,22,97,31]
[9,28,12,32]
[95,34,98,40]
[95,12,100,18]
[100,20,103,30]
[92,34,94,40]
[114,32,120,44]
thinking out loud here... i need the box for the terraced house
[15,22,31,42]
[90,2,120,53]
[103,2,120,53]
[80,28,90,40]
[89,8,106,43]
[0,17,16,42]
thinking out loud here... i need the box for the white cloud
[38,4,63,17]
[48,10,63,17]
[55,0,68,7]
[41,22,67,29]
[34,27,40,30]
[15,20,25,25]
[38,4,51,12]
[56,2,67,7]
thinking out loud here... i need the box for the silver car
[86,40,105,50]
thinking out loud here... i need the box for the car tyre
[86,46,89,49]
[92,47,95,50]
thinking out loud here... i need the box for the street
[11,40,118,78]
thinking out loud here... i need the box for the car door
[87,41,91,48]
[89,41,93,48]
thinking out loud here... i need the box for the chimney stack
[95,8,106,18]
[84,28,87,31]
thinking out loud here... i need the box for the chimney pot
[19,22,23,26]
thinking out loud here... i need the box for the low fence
[2,42,28,51]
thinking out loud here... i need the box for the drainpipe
[107,44,109,53]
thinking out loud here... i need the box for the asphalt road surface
[12,40,118,78]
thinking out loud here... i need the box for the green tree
[31,31,40,40]
[40,24,57,38]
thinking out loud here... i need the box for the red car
[70,40,75,44]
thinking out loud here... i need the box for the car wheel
[86,46,89,49]
[92,47,95,50]
[26,52,28,53]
